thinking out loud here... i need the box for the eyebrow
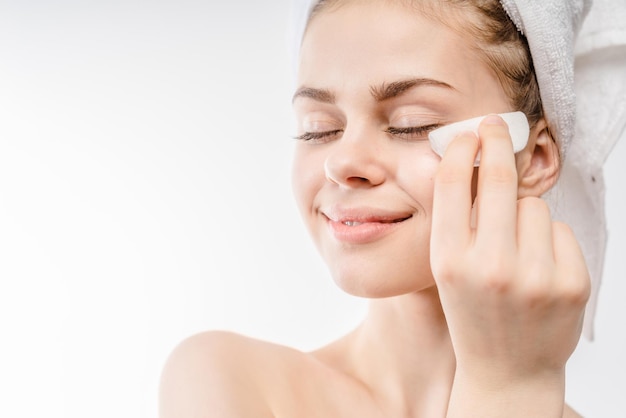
[292,77,455,104]
[370,78,456,102]
[292,87,336,104]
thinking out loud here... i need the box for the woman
[160,0,610,416]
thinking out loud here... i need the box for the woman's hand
[430,114,590,417]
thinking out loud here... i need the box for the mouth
[322,207,414,244]
[340,215,412,227]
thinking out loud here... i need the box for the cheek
[396,148,441,214]
[291,146,323,218]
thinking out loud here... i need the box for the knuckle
[521,277,552,307]
[559,273,592,306]
[481,164,517,187]
[516,256,560,306]
[484,276,511,294]
[480,258,514,293]
[430,260,460,284]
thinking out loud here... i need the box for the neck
[321,286,456,417]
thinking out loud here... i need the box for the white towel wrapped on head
[501,0,626,340]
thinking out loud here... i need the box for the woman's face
[292,1,513,297]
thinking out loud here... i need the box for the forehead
[297,1,487,96]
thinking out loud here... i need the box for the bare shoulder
[159,330,312,418]
[160,331,580,417]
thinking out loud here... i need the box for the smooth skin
[160,1,589,416]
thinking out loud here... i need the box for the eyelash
[385,124,442,140]
[294,129,343,142]
[294,124,442,143]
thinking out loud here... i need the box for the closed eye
[385,124,442,140]
[294,129,343,143]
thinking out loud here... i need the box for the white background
[0,1,624,417]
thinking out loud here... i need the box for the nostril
[348,176,369,183]
[324,146,387,188]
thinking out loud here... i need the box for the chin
[327,257,436,298]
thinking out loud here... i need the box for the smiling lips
[340,217,410,226]
[323,209,413,244]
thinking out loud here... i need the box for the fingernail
[483,114,505,125]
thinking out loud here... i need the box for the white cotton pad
[428,111,530,166]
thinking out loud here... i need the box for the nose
[324,129,387,189]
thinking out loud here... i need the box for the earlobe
[516,120,561,198]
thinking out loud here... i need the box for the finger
[552,222,591,305]
[517,197,553,261]
[474,114,518,248]
[431,131,479,254]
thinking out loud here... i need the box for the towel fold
[566,0,626,340]
[502,0,626,339]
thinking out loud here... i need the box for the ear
[515,118,560,198]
